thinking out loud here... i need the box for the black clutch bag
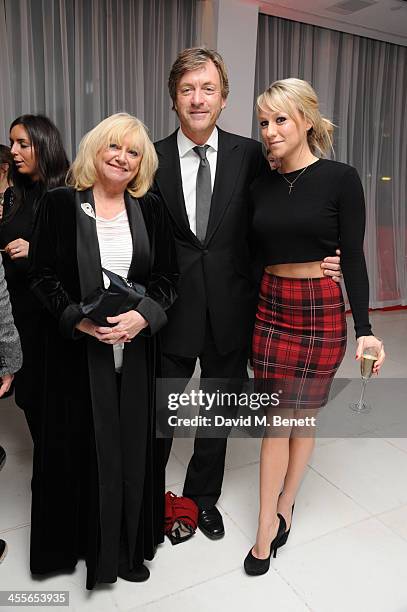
[80,268,146,326]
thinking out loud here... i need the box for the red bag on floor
[165,491,198,545]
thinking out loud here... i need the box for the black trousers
[162,316,249,509]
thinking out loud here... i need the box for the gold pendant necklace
[280,165,309,195]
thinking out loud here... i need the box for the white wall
[211,0,260,138]
[197,0,407,139]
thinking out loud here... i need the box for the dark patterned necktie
[193,145,211,242]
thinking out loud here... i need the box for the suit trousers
[162,315,249,509]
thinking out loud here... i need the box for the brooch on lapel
[81,202,96,220]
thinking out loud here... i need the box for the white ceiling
[258,0,407,45]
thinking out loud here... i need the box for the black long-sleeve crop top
[250,158,372,338]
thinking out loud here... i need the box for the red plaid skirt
[252,273,347,408]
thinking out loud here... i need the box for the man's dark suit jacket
[154,127,268,358]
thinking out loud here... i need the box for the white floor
[0,310,406,612]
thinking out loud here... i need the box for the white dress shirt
[177,127,218,235]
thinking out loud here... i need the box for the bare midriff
[265,260,325,278]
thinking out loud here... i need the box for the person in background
[29,113,178,589]
[0,115,69,439]
[0,145,13,219]
[0,252,23,563]
[244,78,385,576]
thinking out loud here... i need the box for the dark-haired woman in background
[0,145,13,219]
[0,115,69,439]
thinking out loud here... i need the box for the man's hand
[321,249,342,283]
[0,373,14,398]
[4,238,29,260]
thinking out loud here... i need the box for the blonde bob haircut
[67,112,158,198]
[257,78,334,157]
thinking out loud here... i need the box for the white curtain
[254,14,407,309]
[0,0,202,159]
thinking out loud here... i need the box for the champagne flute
[349,339,382,414]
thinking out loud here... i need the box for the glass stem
[357,378,368,410]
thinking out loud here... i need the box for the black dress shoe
[244,513,287,576]
[118,564,150,582]
[0,446,5,471]
[198,507,225,540]
[0,539,7,563]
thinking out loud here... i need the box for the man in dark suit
[154,48,341,540]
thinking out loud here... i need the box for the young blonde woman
[245,79,385,575]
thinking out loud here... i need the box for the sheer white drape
[0,0,201,159]
[253,14,407,308]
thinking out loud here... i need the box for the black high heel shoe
[244,513,287,576]
[278,503,295,548]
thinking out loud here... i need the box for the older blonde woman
[29,113,178,589]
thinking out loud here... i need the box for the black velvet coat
[28,187,178,589]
